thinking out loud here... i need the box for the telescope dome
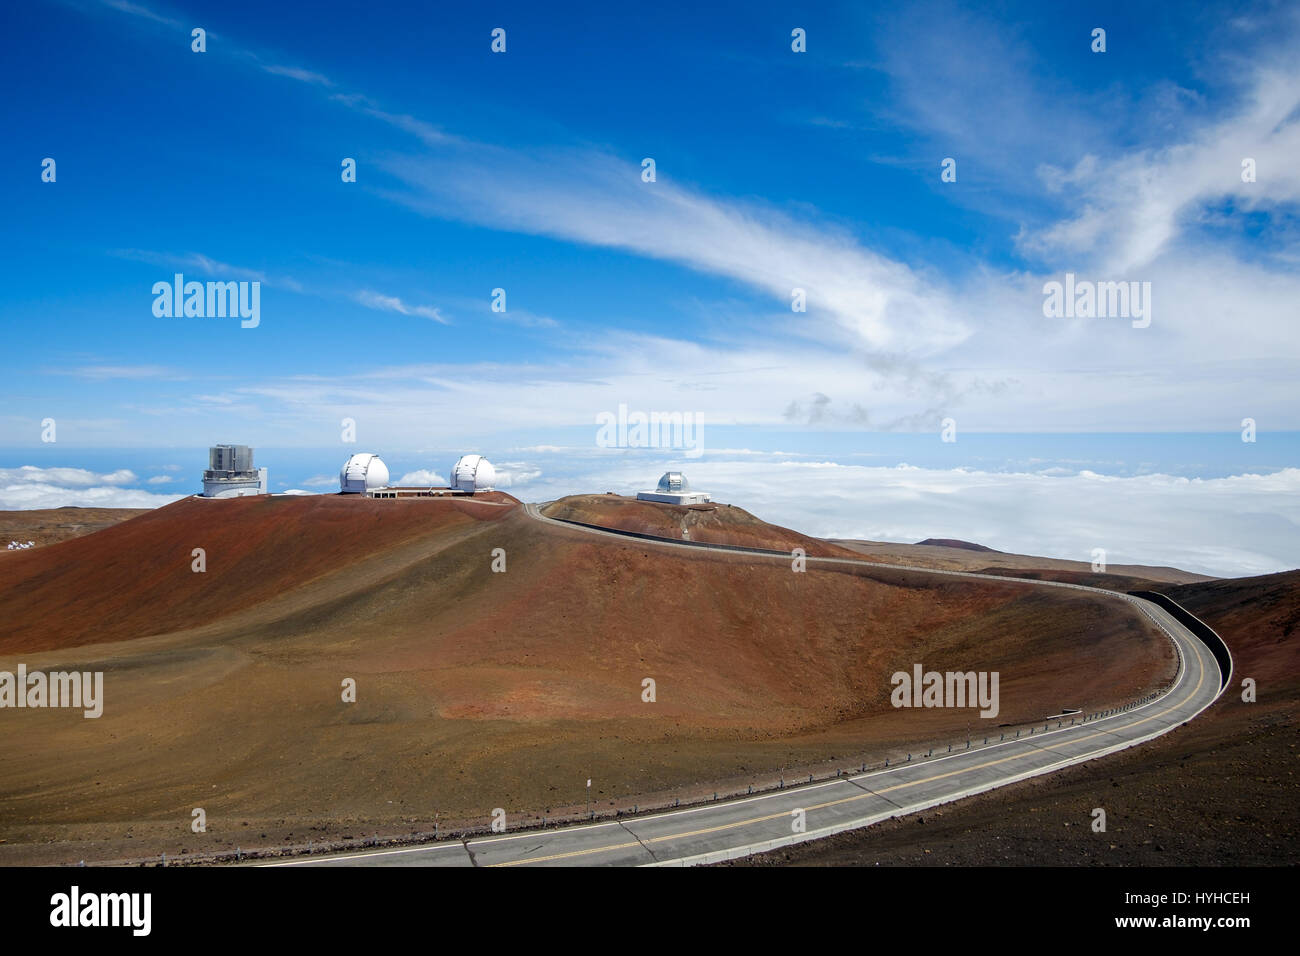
[339,453,390,494]
[449,454,496,493]
[656,472,689,494]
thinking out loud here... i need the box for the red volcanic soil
[729,569,1300,867]
[0,493,1176,865]
[0,493,517,654]
[542,494,863,558]
[1168,571,1300,692]
[833,538,1210,585]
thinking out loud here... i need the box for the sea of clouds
[2,459,1296,579]
[508,457,1300,579]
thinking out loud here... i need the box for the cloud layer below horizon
[4,460,1295,578]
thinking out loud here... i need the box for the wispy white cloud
[59,0,1300,440]
[864,3,1300,278]
[260,62,333,86]
[96,0,179,27]
[49,365,182,381]
[354,290,448,324]
[381,147,967,355]
[1023,68,1300,273]
[110,249,304,292]
[489,308,558,329]
[342,99,462,147]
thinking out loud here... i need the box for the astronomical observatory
[449,454,496,493]
[200,444,268,498]
[350,453,497,498]
[198,445,498,499]
[338,453,390,494]
[637,471,711,505]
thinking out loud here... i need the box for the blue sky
[2,0,1299,575]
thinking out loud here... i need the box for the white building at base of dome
[637,471,711,505]
[359,453,497,498]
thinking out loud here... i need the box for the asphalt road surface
[258,502,1226,867]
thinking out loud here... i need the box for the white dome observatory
[637,470,711,505]
[449,454,496,493]
[656,472,690,494]
[339,453,390,494]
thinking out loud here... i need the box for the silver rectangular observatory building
[201,444,268,498]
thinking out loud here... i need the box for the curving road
[259,501,1226,868]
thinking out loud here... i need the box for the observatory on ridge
[339,453,390,494]
[449,454,496,493]
[201,444,268,498]
[364,453,497,498]
[637,471,711,505]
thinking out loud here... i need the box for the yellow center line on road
[491,639,1207,867]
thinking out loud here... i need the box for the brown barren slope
[543,494,863,558]
[0,506,149,550]
[727,569,1299,866]
[832,539,1211,584]
[0,494,1174,864]
[0,492,516,653]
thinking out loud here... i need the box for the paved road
[260,502,1226,867]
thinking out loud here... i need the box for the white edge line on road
[648,634,1220,866]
